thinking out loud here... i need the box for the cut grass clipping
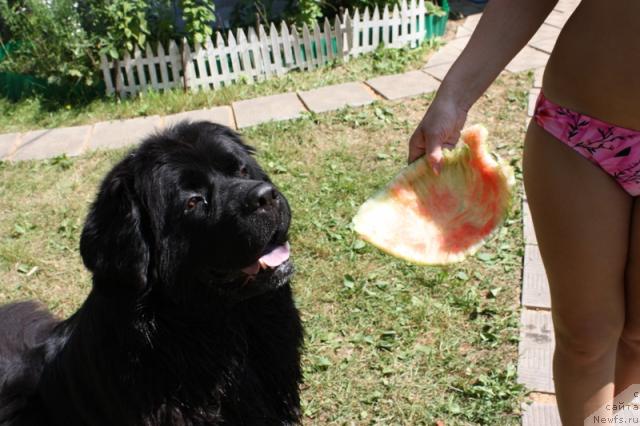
[0,72,532,424]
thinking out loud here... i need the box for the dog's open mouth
[241,242,290,276]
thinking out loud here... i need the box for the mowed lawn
[0,72,531,425]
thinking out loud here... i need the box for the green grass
[0,41,442,134]
[0,71,533,424]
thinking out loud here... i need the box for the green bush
[0,0,442,101]
[101,0,150,59]
[180,0,215,44]
[0,0,215,99]
[0,0,96,86]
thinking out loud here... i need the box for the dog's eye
[238,166,249,178]
[186,195,205,210]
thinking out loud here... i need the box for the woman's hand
[408,96,468,173]
[406,0,557,172]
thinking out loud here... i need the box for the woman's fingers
[428,144,444,175]
[408,97,467,172]
[408,128,426,164]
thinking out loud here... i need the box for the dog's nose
[246,183,278,211]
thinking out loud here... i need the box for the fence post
[122,51,135,96]
[381,5,390,46]
[351,9,360,57]
[372,6,381,50]
[216,32,230,87]
[257,24,272,77]
[400,0,410,46]
[99,53,115,96]
[168,40,181,91]
[323,18,334,61]
[343,12,353,60]
[290,26,305,70]
[227,30,241,82]
[181,38,190,92]
[248,27,265,80]
[134,46,147,92]
[391,4,400,47]
[114,59,122,98]
[145,43,159,88]
[301,24,313,70]
[236,28,254,83]
[281,22,293,68]
[417,0,426,45]
[155,42,168,91]
[269,23,284,76]
[312,21,323,66]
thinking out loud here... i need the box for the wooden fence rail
[100,0,446,97]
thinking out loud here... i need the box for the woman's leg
[523,121,632,424]
[615,199,640,393]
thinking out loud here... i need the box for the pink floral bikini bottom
[534,91,640,196]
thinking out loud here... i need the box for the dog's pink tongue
[259,243,290,267]
[242,243,290,275]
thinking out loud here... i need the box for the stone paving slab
[446,35,471,52]
[89,115,162,151]
[366,71,439,100]
[163,106,235,128]
[507,46,550,73]
[0,133,19,160]
[530,24,561,45]
[522,245,551,309]
[544,9,570,29]
[530,37,556,55]
[522,199,538,245]
[522,402,561,426]
[424,46,461,68]
[461,13,482,31]
[518,309,555,393]
[13,126,90,161]
[232,92,307,128]
[534,68,544,89]
[554,0,580,14]
[528,88,541,117]
[455,25,472,38]
[423,62,453,81]
[298,82,375,113]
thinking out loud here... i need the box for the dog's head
[79,121,292,305]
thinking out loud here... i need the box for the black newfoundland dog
[0,121,303,425]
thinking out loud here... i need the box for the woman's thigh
[621,200,640,342]
[523,121,632,350]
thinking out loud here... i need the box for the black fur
[0,122,303,425]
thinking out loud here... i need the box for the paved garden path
[0,2,581,423]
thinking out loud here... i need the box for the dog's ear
[80,156,150,293]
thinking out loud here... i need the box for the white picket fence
[100,0,440,97]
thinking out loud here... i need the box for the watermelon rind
[353,124,515,266]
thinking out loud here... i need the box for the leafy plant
[180,0,215,45]
[143,0,178,48]
[0,0,95,86]
[101,0,150,59]
[289,0,323,27]
[426,1,447,17]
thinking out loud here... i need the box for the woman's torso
[543,0,640,129]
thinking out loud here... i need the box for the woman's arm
[409,0,560,167]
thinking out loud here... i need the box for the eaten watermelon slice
[353,125,515,265]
